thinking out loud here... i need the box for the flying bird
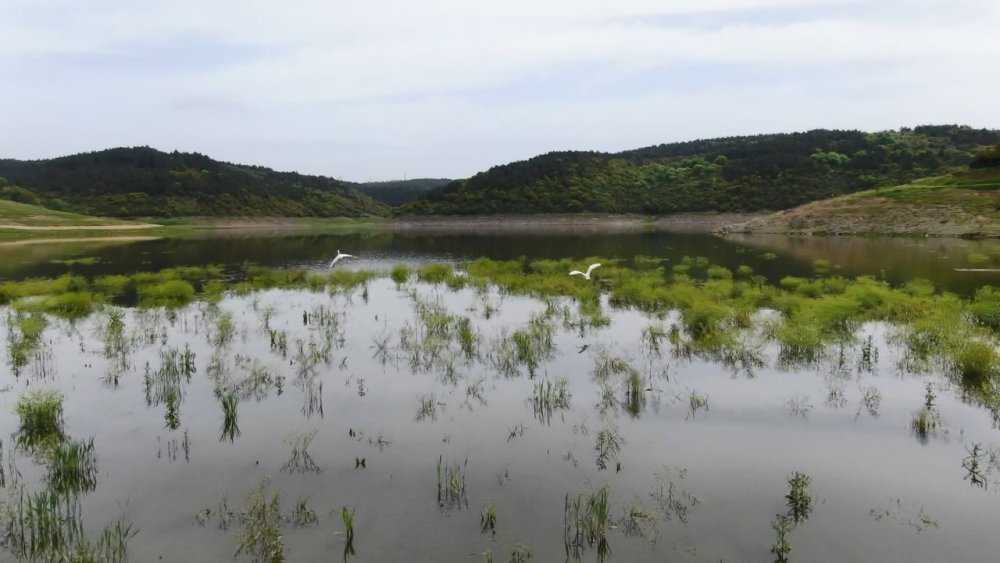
[329,250,355,269]
[569,263,601,280]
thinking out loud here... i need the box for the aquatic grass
[46,438,98,494]
[390,265,411,285]
[594,423,626,471]
[14,389,65,451]
[236,478,284,563]
[687,390,709,419]
[953,340,999,389]
[650,466,700,523]
[417,263,454,284]
[6,311,47,377]
[1,487,83,560]
[341,506,355,543]
[563,486,612,559]
[457,316,477,359]
[290,498,318,527]
[282,429,320,474]
[436,455,468,510]
[137,279,196,308]
[18,291,98,320]
[220,392,240,443]
[530,378,570,424]
[480,502,497,536]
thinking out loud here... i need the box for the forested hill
[352,178,452,206]
[398,125,1000,215]
[0,147,389,218]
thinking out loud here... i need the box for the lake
[2,229,1000,562]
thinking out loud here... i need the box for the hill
[352,178,452,206]
[0,147,389,218]
[720,166,1000,237]
[398,125,1000,216]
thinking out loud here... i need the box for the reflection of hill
[728,233,1000,292]
[0,238,155,278]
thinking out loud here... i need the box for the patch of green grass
[137,279,196,308]
[14,389,65,451]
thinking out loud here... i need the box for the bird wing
[586,263,602,275]
[569,270,584,276]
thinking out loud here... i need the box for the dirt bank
[720,197,1000,238]
[387,213,766,234]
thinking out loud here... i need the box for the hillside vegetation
[722,163,1000,237]
[353,178,451,206]
[0,147,389,218]
[399,125,1000,215]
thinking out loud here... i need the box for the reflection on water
[2,277,1000,562]
[4,230,1000,294]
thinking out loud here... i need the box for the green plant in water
[236,478,284,563]
[436,455,468,510]
[530,378,570,424]
[770,513,793,563]
[282,429,320,474]
[563,486,611,559]
[390,265,411,285]
[481,502,497,536]
[46,438,98,495]
[594,423,626,471]
[220,392,240,443]
[785,472,813,524]
[687,390,709,420]
[14,388,65,451]
[290,497,318,527]
[0,486,137,562]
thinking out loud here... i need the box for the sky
[2,0,999,181]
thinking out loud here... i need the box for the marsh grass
[594,423,626,471]
[6,311,47,377]
[686,390,709,420]
[46,439,98,495]
[530,378,570,424]
[480,502,497,536]
[563,486,611,559]
[14,389,65,451]
[236,479,284,563]
[0,486,137,562]
[290,497,318,527]
[220,392,241,443]
[436,455,468,510]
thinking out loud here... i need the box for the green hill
[352,178,452,206]
[0,147,389,218]
[398,125,1000,215]
[722,165,1000,237]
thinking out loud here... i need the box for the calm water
[4,230,1000,293]
[2,231,1000,562]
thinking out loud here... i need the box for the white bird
[329,250,355,269]
[569,263,601,280]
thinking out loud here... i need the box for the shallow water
[4,230,1000,294]
[2,270,1000,562]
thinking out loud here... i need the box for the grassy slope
[0,199,147,228]
[724,168,1000,236]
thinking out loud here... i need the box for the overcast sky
[2,0,998,181]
